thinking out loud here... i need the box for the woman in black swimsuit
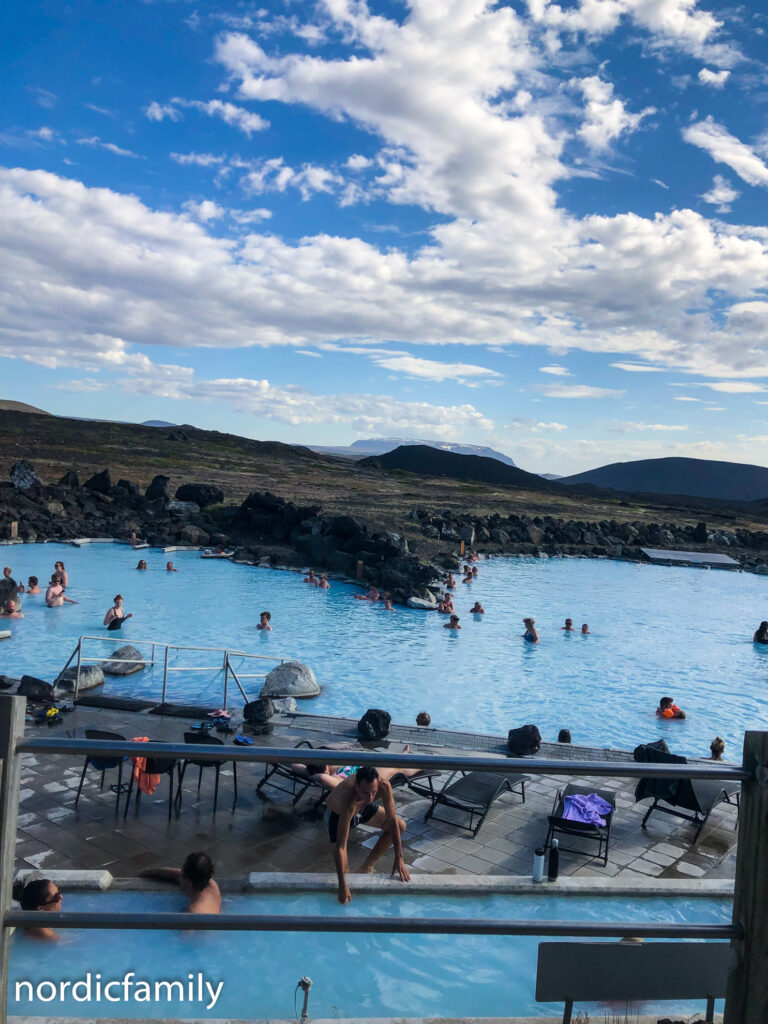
[103,594,133,630]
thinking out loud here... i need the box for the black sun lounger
[634,740,740,843]
[424,770,528,837]
[544,783,616,866]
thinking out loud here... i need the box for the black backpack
[507,724,541,757]
[357,708,391,741]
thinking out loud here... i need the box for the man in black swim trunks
[326,766,410,904]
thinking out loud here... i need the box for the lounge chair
[256,740,332,806]
[634,740,740,843]
[544,783,615,866]
[424,770,529,836]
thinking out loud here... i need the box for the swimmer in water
[444,614,461,630]
[471,566,478,578]
[462,570,473,583]
[0,599,23,618]
[438,593,454,613]
[54,561,68,588]
[355,585,380,601]
[166,561,178,572]
[12,878,63,941]
[139,852,221,914]
[382,592,394,610]
[136,559,148,570]
[581,623,590,635]
[753,621,768,644]
[656,696,686,719]
[562,618,575,631]
[26,576,40,594]
[522,617,539,643]
[446,573,456,589]
[304,568,317,585]
[709,736,725,761]
[103,594,132,630]
[318,574,330,589]
[416,712,431,727]
[45,574,78,607]
[469,601,484,614]
[257,611,272,631]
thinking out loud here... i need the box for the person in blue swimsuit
[522,617,539,642]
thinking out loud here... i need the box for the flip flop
[233,735,254,745]
[206,709,231,719]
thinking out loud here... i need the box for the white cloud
[297,349,322,358]
[230,207,272,224]
[674,396,700,401]
[183,99,269,136]
[508,417,568,432]
[171,152,226,167]
[182,199,225,222]
[28,87,56,109]
[76,136,141,158]
[145,101,182,122]
[700,381,767,393]
[539,365,570,376]
[610,362,665,372]
[240,157,343,200]
[369,353,502,385]
[574,76,654,151]
[346,154,372,170]
[539,383,625,398]
[698,67,730,88]
[27,127,54,141]
[699,174,739,212]
[609,420,688,432]
[683,118,768,188]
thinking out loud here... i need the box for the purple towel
[562,792,612,826]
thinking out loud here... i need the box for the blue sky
[1,0,768,474]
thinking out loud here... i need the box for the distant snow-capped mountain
[309,437,517,466]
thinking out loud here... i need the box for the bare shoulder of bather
[186,879,221,915]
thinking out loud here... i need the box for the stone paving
[14,706,739,882]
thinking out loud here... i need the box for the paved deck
[14,706,739,882]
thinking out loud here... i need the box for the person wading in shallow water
[12,879,63,941]
[326,767,410,905]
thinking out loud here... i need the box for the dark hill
[559,457,768,503]
[359,444,555,492]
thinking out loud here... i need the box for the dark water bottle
[547,838,560,882]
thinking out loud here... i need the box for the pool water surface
[7,891,730,1019]
[2,543,767,755]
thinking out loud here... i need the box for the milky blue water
[2,543,767,756]
[7,890,730,1019]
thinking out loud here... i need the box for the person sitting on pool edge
[444,614,461,630]
[257,610,272,631]
[327,766,410,905]
[656,696,686,719]
[12,878,63,940]
[139,851,221,914]
[469,601,484,614]
[753,621,768,644]
[522,617,538,643]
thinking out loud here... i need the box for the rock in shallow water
[260,661,320,698]
[57,665,105,691]
[101,644,145,676]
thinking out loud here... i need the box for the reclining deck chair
[544,783,615,866]
[424,770,529,836]
[634,740,740,843]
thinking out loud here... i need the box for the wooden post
[9,522,17,540]
[459,540,465,556]
[0,696,26,1024]
[356,560,363,581]
[723,730,768,1024]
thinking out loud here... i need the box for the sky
[1,0,768,476]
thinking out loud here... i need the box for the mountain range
[308,437,517,466]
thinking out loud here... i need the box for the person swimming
[12,878,63,940]
[444,614,461,630]
[136,559,148,570]
[581,623,590,635]
[256,610,272,631]
[104,594,132,630]
[562,618,575,631]
[522,617,538,643]
[753,621,768,644]
[469,602,484,614]
[656,696,686,719]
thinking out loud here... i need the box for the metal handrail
[14,737,753,779]
[2,910,742,939]
[59,635,290,705]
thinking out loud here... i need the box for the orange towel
[130,736,161,795]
